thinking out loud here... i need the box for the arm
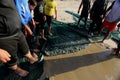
[16,0,33,36]
[77,0,83,14]
[24,24,33,36]
[105,1,115,13]
[102,0,109,19]
[0,49,11,63]
[14,0,27,26]
[54,7,57,20]
[32,19,36,28]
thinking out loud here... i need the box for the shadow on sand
[44,49,118,77]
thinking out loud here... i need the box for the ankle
[29,53,38,64]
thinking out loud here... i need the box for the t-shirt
[45,0,57,16]
[34,1,45,21]
[105,0,120,23]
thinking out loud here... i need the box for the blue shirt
[14,0,32,26]
[105,0,120,23]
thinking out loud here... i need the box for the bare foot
[42,37,47,41]
[48,32,53,36]
[33,49,40,53]
[98,40,104,43]
[15,67,29,77]
[30,53,38,64]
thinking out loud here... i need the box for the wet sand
[41,0,120,80]
[43,41,120,80]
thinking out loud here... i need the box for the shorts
[34,13,45,29]
[35,13,45,36]
[0,31,29,67]
[46,15,53,26]
[102,20,117,32]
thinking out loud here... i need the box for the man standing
[0,0,38,77]
[99,0,120,42]
[44,0,57,35]
[88,0,108,36]
[77,0,91,29]
[34,0,47,45]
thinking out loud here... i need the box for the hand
[0,49,11,63]
[24,25,33,36]
[34,21,39,24]
[54,16,57,20]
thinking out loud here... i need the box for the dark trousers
[0,31,29,67]
[89,17,102,33]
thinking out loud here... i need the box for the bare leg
[9,65,29,77]
[41,29,47,40]
[115,48,120,55]
[98,25,104,36]
[84,17,87,30]
[36,36,40,45]
[101,31,111,43]
[77,17,81,27]
[48,26,52,35]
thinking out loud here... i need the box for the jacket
[0,0,21,37]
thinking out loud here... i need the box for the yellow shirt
[45,0,57,16]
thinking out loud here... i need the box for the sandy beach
[41,0,120,80]
[0,0,119,80]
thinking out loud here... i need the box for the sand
[39,0,120,80]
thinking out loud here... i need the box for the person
[28,0,39,53]
[15,0,46,59]
[34,0,47,46]
[0,0,38,77]
[77,0,90,29]
[98,0,120,42]
[88,0,108,36]
[44,0,57,35]
[15,0,38,54]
